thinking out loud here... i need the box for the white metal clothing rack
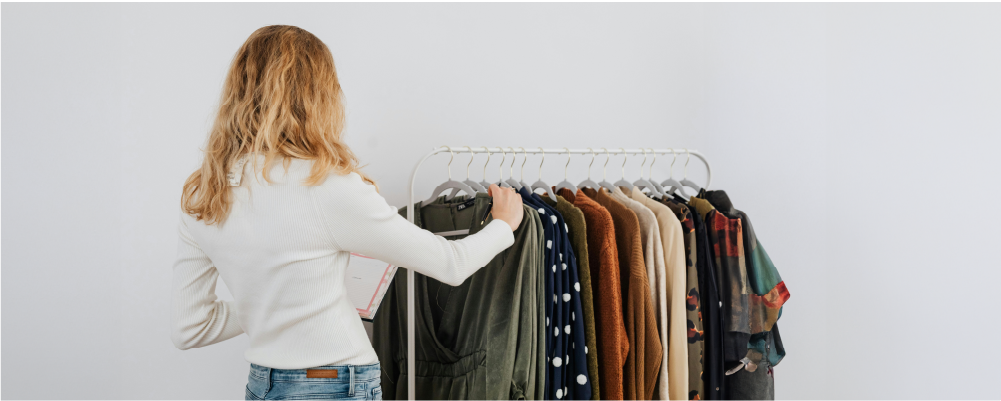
[402,146,711,401]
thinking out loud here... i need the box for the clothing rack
[402,146,711,401]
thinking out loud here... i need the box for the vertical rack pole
[405,147,445,401]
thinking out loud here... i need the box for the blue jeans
[246,362,383,400]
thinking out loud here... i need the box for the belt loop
[348,366,356,396]
[266,366,274,397]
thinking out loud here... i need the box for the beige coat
[611,187,669,399]
[582,188,662,401]
[629,187,689,401]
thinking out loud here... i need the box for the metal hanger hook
[587,148,596,180]
[620,147,628,179]
[602,147,610,180]
[563,147,572,181]
[445,146,455,180]
[498,147,507,179]
[638,149,648,179]
[508,147,517,178]
[519,147,528,181]
[464,146,475,179]
[669,148,678,179]
[684,148,691,179]
[647,148,656,179]
[537,147,546,181]
[482,148,491,180]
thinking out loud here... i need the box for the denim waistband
[250,362,381,382]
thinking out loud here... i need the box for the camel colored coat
[610,187,669,400]
[629,187,689,400]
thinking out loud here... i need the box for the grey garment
[372,193,546,400]
[724,361,774,400]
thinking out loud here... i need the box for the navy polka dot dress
[517,187,592,400]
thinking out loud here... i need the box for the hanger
[422,146,476,207]
[495,148,513,188]
[597,148,617,193]
[554,147,578,194]
[612,147,634,191]
[478,148,493,190]
[632,148,663,197]
[578,148,601,190]
[660,148,688,198]
[530,147,558,202]
[447,146,487,199]
[517,147,531,188]
[679,148,704,194]
[504,147,523,189]
[644,148,668,197]
[465,147,488,193]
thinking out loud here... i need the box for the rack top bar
[425,146,705,155]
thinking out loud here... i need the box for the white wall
[3,3,999,399]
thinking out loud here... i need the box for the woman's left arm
[170,213,245,350]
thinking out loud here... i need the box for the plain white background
[3,3,1000,399]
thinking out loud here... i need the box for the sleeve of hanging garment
[316,172,516,287]
[170,212,245,350]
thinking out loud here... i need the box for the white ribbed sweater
[170,154,515,369]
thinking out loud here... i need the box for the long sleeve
[170,213,245,350]
[314,172,515,287]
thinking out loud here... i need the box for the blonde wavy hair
[182,25,376,225]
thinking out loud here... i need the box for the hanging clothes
[559,188,628,401]
[372,193,547,400]
[627,187,689,401]
[684,198,725,400]
[581,188,662,401]
[702,190,789,400]
[515,188,562,399]
[687,196,751,373]
[543,193,601,401]
[703,192,789,363]
[380,149,793,401]
[519,187,591,401]
[609,187,671,400]
[659,198,706,400]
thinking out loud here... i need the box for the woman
[170,25,524,400]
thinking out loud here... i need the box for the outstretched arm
[315,173,524,286]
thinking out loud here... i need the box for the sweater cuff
[480,219,516,251]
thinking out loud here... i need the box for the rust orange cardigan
[559,188,628,401]
[582,188,663,401]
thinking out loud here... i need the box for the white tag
[227,154,250,186]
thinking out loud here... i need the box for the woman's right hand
[487,184,524,231]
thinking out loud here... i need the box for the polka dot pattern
[518,191,589,400]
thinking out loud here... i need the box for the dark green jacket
[373,193,546,400]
